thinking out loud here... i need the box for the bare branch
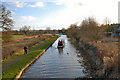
[0,4,14,30]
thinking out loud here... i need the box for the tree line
[67,17,115,43]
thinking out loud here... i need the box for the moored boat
[57,40,64,48]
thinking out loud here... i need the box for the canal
[22,35,88,78]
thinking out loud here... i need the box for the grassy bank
[70,37,119,78]
[2,35,53,66]
[2,35,58,79]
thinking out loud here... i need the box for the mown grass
[12,35,26,39]
[2,35,58,79]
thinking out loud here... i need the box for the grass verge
[2,35,58,79]
[2,51,24,66]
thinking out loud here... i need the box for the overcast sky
[1,0,119,30]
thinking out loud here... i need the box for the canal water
[22,35,88,78]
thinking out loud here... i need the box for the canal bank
[16,35,59,79]
[22,35,89,78]
[2,35,59,79]
[72,40,104,78]
[69,38,118,78]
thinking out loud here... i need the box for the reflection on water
[22,35,88,78]
[58,48,63,54]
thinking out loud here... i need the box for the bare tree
[103,17,111,25]
[0,5,14,30]
[0,5,14,42]
[67,17,104,43]
[80,17,104,43]
[103,17,112,33]
[67,24,80,41]
[46,27,51,33]
[46,27,51,30]
[61,27,67,34]
[20,25,31,35]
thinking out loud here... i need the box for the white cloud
[28,2,44,7]
[10,0,119,30]
[15,16,37,22]
[7,1,45,8]
[81,0,119,24]
[39,0,119,29]
[7,1,27,8]
[40,7,90,29]
[55,0,83,8]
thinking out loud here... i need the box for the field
[12,35,27,39]
[2,34,53,60]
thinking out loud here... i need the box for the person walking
[24,46,28,55]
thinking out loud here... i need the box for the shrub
[2,30,12,43]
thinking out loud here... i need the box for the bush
[79,17,104,43]
[67,17,105,43]
[2,30,12,43]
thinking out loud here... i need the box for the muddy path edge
[15,36,59,80]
